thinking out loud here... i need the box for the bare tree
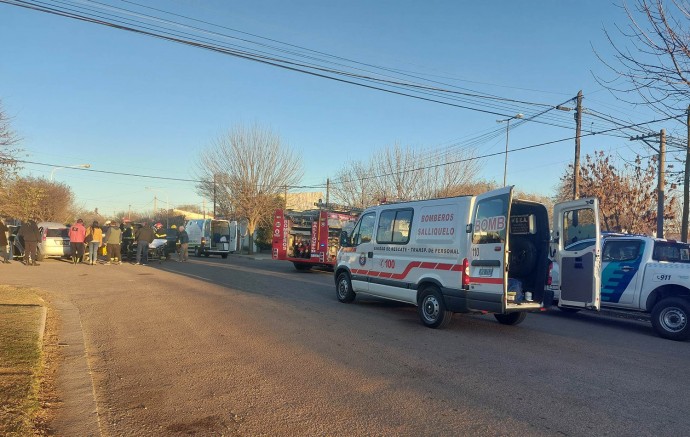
[331,143,482,207]
[196,124,303,253]
[556,151,677,234]
[595,0,690,240]
[331,161,376,208]
[0,101,21,208]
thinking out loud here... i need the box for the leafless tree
[331,143,482,207]
[0,101,21,196]
[595,0,690,240]
[196,124,303,253]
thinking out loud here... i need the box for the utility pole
[326,178,330,207]
[658,129,666,239]
[630,130,666,238]
[573,90,583,199]
[683,105,690,242]
[212,175,216,218]
[153,196,157,218]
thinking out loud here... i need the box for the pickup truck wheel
[418,286,452,329]
[651,298,690,341]
[494,312,527,325]
[336,272,355,303]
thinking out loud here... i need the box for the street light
[496,113,523,186]
[50,163,91,181]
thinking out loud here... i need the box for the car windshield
[46,228,69,238]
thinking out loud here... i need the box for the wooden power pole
[658,129,666,239]
[571,91,583,200]
[630,129,666,238]
[680,105,690,243]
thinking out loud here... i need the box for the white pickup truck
[552,234,690,341]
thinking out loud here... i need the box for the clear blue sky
[0,0,679,216]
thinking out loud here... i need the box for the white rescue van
[335,187,600,329]
[184,219,238,258]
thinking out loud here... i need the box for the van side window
[353,213,376,245]
[376,209,413,244]
[472,197,507,244]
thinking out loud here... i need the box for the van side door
[345,212,377,293]
[553,198,601,310]
[468,187,512,313]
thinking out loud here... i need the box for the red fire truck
[272,207,360,271]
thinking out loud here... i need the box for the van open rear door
[467,186,513,313]
[553,198,601,310]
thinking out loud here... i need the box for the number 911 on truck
[334,186,598,329]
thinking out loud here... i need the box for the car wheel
[336,272,356,303]
[36,250,44,262]
[494,312,527,325]
[651,297,690,341]
[418,285,452,329]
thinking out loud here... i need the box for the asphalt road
[3,256,690,436]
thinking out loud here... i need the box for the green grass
[0,286,45,436]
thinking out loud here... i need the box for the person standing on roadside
[68,218,87,264]
[104,221,123,265]
[18,217,41,266]
[135,222,155,265]
[177,225,189,262]
[0,218,11,264]
[85,220,103,265]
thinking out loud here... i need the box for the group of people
[0,218,189,266]
[68,219,129,265]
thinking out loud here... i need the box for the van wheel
[651,298,690,341]
[418,286,452,329]
[494,312,527,325]
[336,272,355,303]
